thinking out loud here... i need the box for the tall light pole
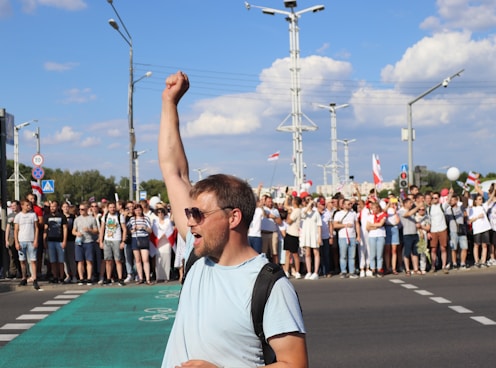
[405,69,464,184]
[134,149,148,202]
[107,0,152,200]
[33,127,41,191]
[245,1,325,190]
[315,102,348,192]
[337,138,356,197]
[194,168,208,182]
[8,120,37,200]
[316,163,331,197]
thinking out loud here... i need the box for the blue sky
[1,0,496,193]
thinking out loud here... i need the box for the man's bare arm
[158,71,192,241]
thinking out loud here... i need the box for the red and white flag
[372,154,383,189]
[267,151,280,161]
[31,181,43,198]
[465,171,480,186]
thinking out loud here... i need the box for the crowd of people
[249,181,496,280]
[2,194,179,290]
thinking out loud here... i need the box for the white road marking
[401,284,418,289]
[449,306,473,314]
[1,323,35,330]
[0,334,18,341]
[415,290,434,296]
[54,294,79,299]
[389,279,404,284]
[430,297,451,304]
[16,314,48,320]
[471,316,496,325]
[31,306,60,312]
[43,300,71,305]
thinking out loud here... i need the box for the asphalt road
[0,268,495,367]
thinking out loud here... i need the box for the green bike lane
[0,284,181,368]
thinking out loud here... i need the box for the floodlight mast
[245,1,325,190]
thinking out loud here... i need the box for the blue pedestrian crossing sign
[42,180,55,194]
[401,164,408,173]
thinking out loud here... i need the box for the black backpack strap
[181,250,201,285]
[251,262,286,365]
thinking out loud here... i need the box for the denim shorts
[385,226,399,245]
[75,242,94,262]
[18,241,37,262]
[48,241,65,263]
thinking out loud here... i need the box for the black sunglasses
[184,206,233,223]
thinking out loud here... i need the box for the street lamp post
[316,103,349,192]
[245,1,325,191]
[194,168,208,182]
[316,163,331,197]
[107,0,152,200]
[134,149,148,202]
[8,120,38,200]
[405,69,464,185]
[337,138,356,197]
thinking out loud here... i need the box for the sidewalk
[0,277,180,293]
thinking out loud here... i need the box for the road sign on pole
[32,153,44,167]
[32,166,45,180]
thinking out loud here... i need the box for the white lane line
[1,323,35,330]
[471,316,496,325]
[31,306,60,312]
[401,284,418,289]
[54,294,79,299]
[43,300,71,305]
[415,290,434,296]
[16,314,48,320]
[0,334,19,341]
[449,306,473,314]
[389,279,404,284]
[430,297,451,304]
[64,290,87,294]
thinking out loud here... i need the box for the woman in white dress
[300,196,322,280]
[152,207,175,282]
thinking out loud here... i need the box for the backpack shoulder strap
[251,262,286,365]
[181,250,201,285]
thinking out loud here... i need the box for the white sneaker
[124,275,133,284]
[284,271,290,278]
[294,272,302,279]
[309,273,319,280]
[365,270,373,277]
[359,270,365,278]
[304,273,312,280]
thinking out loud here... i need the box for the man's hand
[162,71,190,105]
[175,360,217,368]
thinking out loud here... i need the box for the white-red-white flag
[267,151,280,161]
[31,181,43,198]
[465,171,480,186]
[372,154,383,189]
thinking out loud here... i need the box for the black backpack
[182,252,288,365]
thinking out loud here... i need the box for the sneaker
[63,276,71,284]
[309,273,319,280]
[365,269,373,277]
[460,264,467,270]
[118,279,125,286]
[294,272,302,279]
[284,271,290,278]
[359,270,365,278]
[349,274,359,279]
[304,273,312,280]
[78,280,84,286]
[19,279,27,286]
[86,280,93,286]
[339,273,347,279]
[123,275,133,284]
[33,280,40,290]
[97,279,104,285]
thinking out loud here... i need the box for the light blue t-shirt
[162,231,305,368]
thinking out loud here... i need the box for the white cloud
[44,61,79,72]
[80,136,100,147]
[21,0,87,13]
[0,0,12,18]
[421,0,496,32]
[59,87,96,104]
[51,126,82,143]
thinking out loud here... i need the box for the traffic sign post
[42,179,55,193]
[399,164,408,190]
[32,166,45,181]
[32,153,44,167]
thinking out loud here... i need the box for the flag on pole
[267,151,280,161]
[465,171,479,186]
[31,181,43,198]
[372,154,383,189]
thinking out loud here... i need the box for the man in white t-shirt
[99,202,127,285]
[333,198,361,278]
[158,71,307,368]
[14,199,40,290]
